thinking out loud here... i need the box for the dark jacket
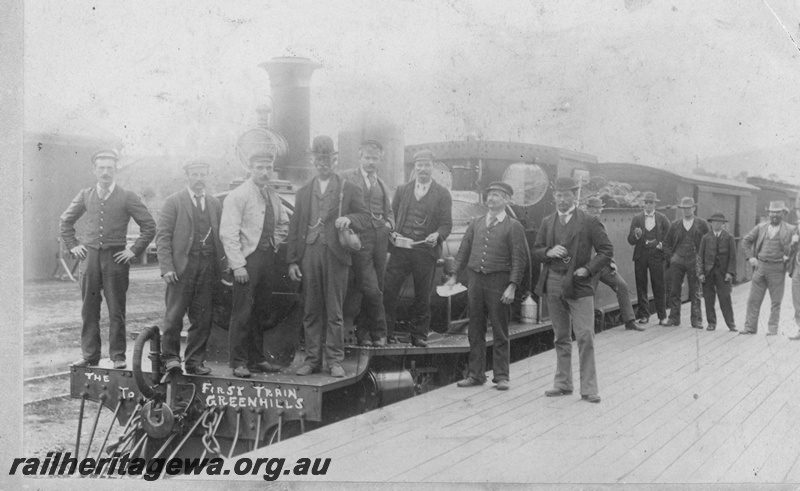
[155,189,226,277]
[532,209,613,299]
[392,179,453,260]
[698,229,737,277]
[286,174,370,266]
[627,211,670,261]
[340,167,395,230]
[453,214,528,286]
[663,217,710,262]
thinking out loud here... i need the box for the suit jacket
[741,221,797,262]
[627,211,670,261]
[156,189,226,277]
[698,229,737,276]
[663,217,710,261]
[392,179,453,260]
[340,167,395,229]
[532,209,613,299]
[286,174,371,266]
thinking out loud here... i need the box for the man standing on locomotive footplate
[533,176,613,404]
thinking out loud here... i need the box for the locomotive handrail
[132,326,162,399]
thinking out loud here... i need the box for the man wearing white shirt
[627,192,671,325]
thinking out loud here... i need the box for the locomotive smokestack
[259,57,321,185]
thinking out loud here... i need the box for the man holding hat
[627,191,671,325]
[156,161,226,374]
[445,182,527,391]
[662,197,709,328]
[740,201,796,335]
[61,149,156,369]
[532,176,613,403]
[220,138,290,378]
[383,149,452,347]
[340,140,394,347]
[697,212,738,331]
[585,197,641,332]
[287,135,370,377]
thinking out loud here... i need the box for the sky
[23,0,800,180]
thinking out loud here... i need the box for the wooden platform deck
[234,278,800,484]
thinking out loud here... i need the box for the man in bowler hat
[446,182,527,391]
[61,149,156,369]
[697,211,738,332]
[533,176,613,403]
[627,191,671,325]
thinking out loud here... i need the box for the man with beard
[61,149,156,369]
[156,161,226,374]
[340,140,394,348]
[662,197,709,328]
[740,201,797,335]
[697,212,738,332]
[220,137,290,378]
[627,191,671,325]
[287,136,370,377]
[383,149,452,347]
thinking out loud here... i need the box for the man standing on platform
[533,176,613,404]
[627,192,671,326]
[383,149,452,347]
[341,140,394,348]
[220,142,289,378]
[287,136,370,377]
[61,149,156,369]
[697,212,738,332]
[156,161,226,375]
[739,201,796,336]
[585,197,642,332]
[446,182,527,391]
[662,197,709,328]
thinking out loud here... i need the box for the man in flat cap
[220,141,290,378]
[61,149,156,369]
[533,176,613,403]
[697,212,738,332]
[383,149,453,347]
[287,135,370,377]
[585,197,641,332]
[740,201,796,335]
[446,182,527,391]
[662,197,709,328]
[340,140,394,347]
[627,191,671,325]
[156,161,226,375]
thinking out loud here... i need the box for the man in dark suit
[532,176,613,403]
[156,161,226,374]
[61,149,156,369]
[697,211,738,332]
[383,149,453,347]
[340,140,395,348]
[287,136,370,377]
[446,182,527,391]
[663,197,710,328]
[627,191,671,325]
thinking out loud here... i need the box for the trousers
[383,247,437,341]
[668,257,702,326]
[466,269,511,383]
[702,266,735,327]
[634,252,666,320]
[593,265,635,323]
[229,248,275,368]
[744,260,786,334]
[346,225,389,341]
[79,246,129,362]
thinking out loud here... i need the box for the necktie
[99,188,109,201]
[559,214,567,225]
[368,173,377,190]
[194,195,203,211]
[488,216,498,228]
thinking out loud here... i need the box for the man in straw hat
[445,182,527,391]
[61,149,156,369]
[532,176,613,403]
[697,212,738,332]
[287,135,370,377]
[662,197,709,328]
[585,197,641,332]
[220,134,290,378]
[627,191,671,325]
[740,200,796,335]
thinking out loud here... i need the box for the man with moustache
[662,197,709,328]
[739,201,797,335]
[340,140,394,348]
[61,149,156,369]
[697,211,738,332]
[627,192,671,325]
[446,182,527,391]
[156,161,226,374]
[287,136,370,377]
[383,149,453,347]
[220,137,290,378]
[533,176,613,403]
